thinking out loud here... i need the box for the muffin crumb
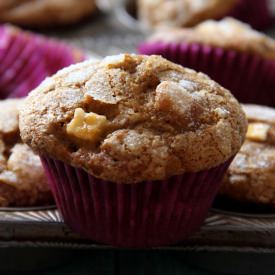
[220,104,275,205]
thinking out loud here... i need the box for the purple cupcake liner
[0,25,86,99]
[41,156,232,248]
[229,0,272,30]
[139,42,275,106]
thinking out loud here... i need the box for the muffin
[138,0,271,30]
[0,98,53,207]
[220,104,275,207]
[19,54,247,247]
[0,25,85,99]
[139,18,275,106]
[0,0,96,28]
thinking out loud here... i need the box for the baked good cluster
[0,0,274,248]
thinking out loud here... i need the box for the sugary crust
[138,0,237,28]
[220,104,275,205]
[0,0,96,27]
[0,99,52,207]
[149,18,275,60]
[20,54,247,184]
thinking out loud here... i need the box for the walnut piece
[246,123,270,142]
[67,108,108,142]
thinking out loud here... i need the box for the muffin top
[138,0,237,28]
[0,0,96,27]
[20,54,247,183]
[149,18,275,60]
[220,104,275,204]
[0,99,51,207]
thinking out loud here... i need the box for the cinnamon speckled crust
[149,18,275,60]
[0,99,52,207]
[20,54,247,184]
[0,0,96,27]
[220,105,275,205]
[138,0,238,28]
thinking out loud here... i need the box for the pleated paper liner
[41,156,232,248]
[139,42,275,106]
[0,24,85,99]
[229,0,272,29]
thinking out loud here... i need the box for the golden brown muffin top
[220,104,275,204]
[0,0,96,27]
[138,0,237,28]
[20,54,247,184]
[149,18,275,60]
[0,99,51,207]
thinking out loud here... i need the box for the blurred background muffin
[0,98,53,207]
[0,0,96,28]
[220,104,275,209]
[137,0,272,30]
[138,0,237,28]
[139,18,275,106]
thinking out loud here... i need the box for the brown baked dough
[138,0,238,28]
[20,54,247,183]
[0,0,96,27]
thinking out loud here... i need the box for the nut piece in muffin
[20,54,247,184]
[0,0,96,27]
[0,99,52,207]
[138,0,238,28]
[148,17,275,60]
[220,104,275,206]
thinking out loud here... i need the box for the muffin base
[138,42,275,106]
[41,157,232,248]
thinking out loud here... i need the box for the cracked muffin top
[20,54,247,183]
[0,0,96,27]
[0,99,52,207]
[220,104,275,205]
[138,0,237,28]
[149,18,275,60]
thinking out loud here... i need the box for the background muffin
[220,104,275,206]
[20,54,246,247]
[0,0,96,28]
[0,98,53,207]
[138,0,271,30]
[138,0,237,28]
[0,25,85,99]
[139,18,275,106]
